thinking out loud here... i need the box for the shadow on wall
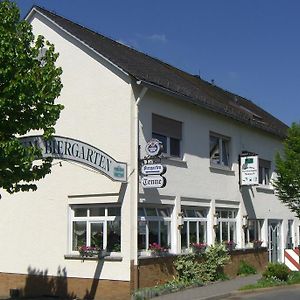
[20,260,104,299]
[240,186,256,219]
[21,266,76,299]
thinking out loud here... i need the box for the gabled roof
[29,6,288,138]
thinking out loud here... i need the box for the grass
[240,271,300,291]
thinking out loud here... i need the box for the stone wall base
[0,272,130,300]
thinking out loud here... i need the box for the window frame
[259,159,271,185]
[69,205,121,254]
[209,132,231,167]
[215,209,237,243]
[245,219,263,246]
[138,207,172,252]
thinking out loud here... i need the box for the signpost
[140,139,167,189]
[240,154,258,186]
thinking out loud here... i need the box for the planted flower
[78,245,100,257]
[253,240,263,249]
[149,243,169,256]
[191,242,207,254]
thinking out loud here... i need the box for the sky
[13,0,300,126]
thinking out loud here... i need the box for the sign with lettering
[141,164,166,176]
[240,155,258,186]
[141,175,166,188]
[19,135,127,182]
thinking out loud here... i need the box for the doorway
[268,220,281,262]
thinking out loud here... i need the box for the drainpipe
[133,83,148,290]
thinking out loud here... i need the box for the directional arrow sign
[141,164,166,176]
[141,175,166,188]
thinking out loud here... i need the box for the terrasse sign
[19,135,127,182]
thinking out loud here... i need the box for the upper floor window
[259,159,271,185]
[210,133,230,166]
[152,114,182,158]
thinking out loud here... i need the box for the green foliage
[0,0,63,193]
[237,260,257,276]
[174,243,230,283]
[262,263,290,282]
[132,278,202,300]
[273,122,300,217]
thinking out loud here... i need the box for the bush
[237,260,257,276]
[263,263,290,281]
[173,253,201,282]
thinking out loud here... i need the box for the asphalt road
[225,286,300,300]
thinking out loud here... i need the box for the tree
[273,122,300,218]
[0,0,63,193]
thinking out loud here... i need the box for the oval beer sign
[145,139,162,157]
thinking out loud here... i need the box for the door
[268,220,281,262]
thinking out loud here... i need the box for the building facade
[0,6,297,300]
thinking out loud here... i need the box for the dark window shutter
[152,114,182,139]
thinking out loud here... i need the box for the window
[138,207,171,251]
[152,114,182,157]
[245,219,263,245]
[259,159,271,185]
[181,207,208,250]
[215,209,237,243]
[71,205,121,253]
[210,133,230,166]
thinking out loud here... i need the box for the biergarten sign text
[19,135,127,182]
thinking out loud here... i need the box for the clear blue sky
[14,0,300,126]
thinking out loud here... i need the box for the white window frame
[69,205,121,254]
[152,132,181,158]
[216,209,237,243]
[259,159,271,185]
[138,207,171,252]
[210,133,230,167]
[245,219,263,245]
[181,207,208,250]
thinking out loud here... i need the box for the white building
[0,5,297,300]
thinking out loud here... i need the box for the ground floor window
[245,219,263,246]
[71,205,121,252]
[215,209,237,243]
[138,207,171,251]
[181,207,208,250]
[287,219,294,249]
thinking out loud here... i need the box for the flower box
[191,242,207,255]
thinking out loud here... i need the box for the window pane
[220,210,228,218]
[138,208,145,217]
[158,208,170,217]
[210,136,220,164]
[107,220,121,252]
[189,222,197,244]
[90,207,105,216]
[146,208,157,216]
[170,137,180,157]
[152,133,167,154]
[216,224,221,242]
[90,223,103,249]
[138,221,147,250]
[199,222,206,242]
[108,207,121,216]
[259,166,263,184]
[181,222,188,249]
[148,221,159,246]
[222,139,229,166]
[186,209,196,217]
[195,209,207,218]
[73,221,86,250]
[221,221,229,241]
[74,208,87,217]
[160,221,170,248]
[229,222,236,242]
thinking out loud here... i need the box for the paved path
[153,274,261,300]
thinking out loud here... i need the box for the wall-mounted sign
[141,164,166,176]
[141,175,166,189]
[145,139,162,157]
[19,135,127,182]
[240,155,258,186]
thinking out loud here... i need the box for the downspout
[133,83,148,290]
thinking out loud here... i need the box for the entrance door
[268,220,281,262]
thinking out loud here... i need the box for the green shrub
[263,263,290,281]
[173,253,201,282]
[237,260,257,276]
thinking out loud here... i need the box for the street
[225,286,300,300]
